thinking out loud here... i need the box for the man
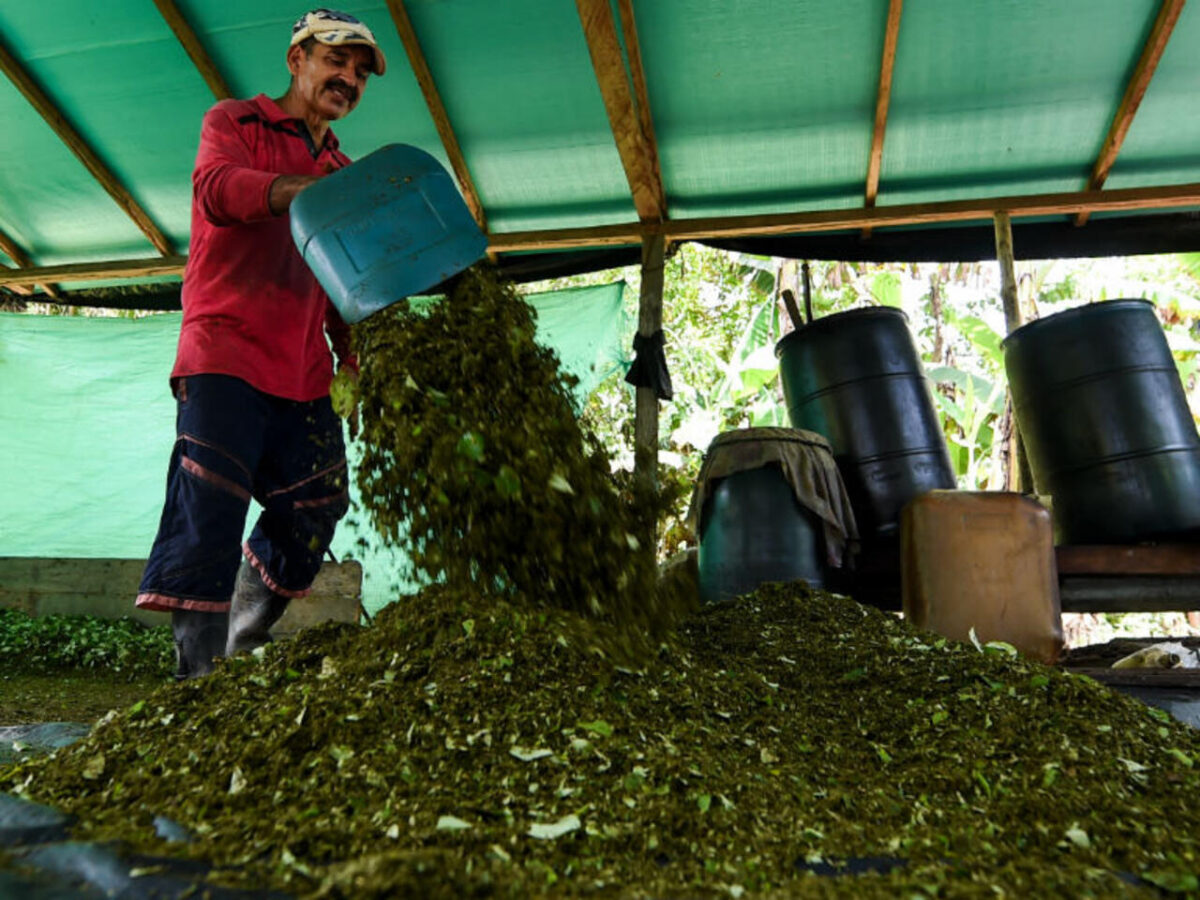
[136,9,386,679]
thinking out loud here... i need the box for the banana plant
[927,365,1007,487]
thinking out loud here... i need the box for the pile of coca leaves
[4,583,1200,897]
[5,266,1200,896]
[341,265,669,645]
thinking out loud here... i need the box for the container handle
[780,262,815,328]
[801,262,814,323]
[781,289,804,329]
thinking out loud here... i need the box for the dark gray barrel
[1003,299,1200,544]
[695,430,839,605]
[775,308,955,539]
[698,466,825,605]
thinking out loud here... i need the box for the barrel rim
[1000,298,1155,349]
[775,305,910,358]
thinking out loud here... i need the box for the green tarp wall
[0,281,629,615]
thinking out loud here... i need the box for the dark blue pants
[137,375,349,613]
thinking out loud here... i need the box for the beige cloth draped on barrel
[686,427,859,568]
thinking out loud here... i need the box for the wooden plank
[486,180,1200,253]
[0,557,362,633]
[384,0,488,235]
[1059,575,1200,613]
[615,0,665,206]
[0,226,58,296]
[152,0,233,101]
[633,230,666,493]
[1077,0,1186,226]
[0,228,34,296]
[576,0,666,222]
[9,179,1200,283]
[863,0,903,230]
[1057,544,1200,576]
[0,35,175,256]
[0,256,187,287]
[0,271,32,297]
[1066,667,1200,690]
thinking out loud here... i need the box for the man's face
[287,41,373,121]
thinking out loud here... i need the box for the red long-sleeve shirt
[172,94,355,401]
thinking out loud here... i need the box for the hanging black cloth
[625,329,673,400]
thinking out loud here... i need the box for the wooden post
[993,211,1033,492]
[634,230,666,493]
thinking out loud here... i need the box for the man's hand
[268,174,320,215]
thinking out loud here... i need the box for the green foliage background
[533,247,1200,554]
[0,609,173,678]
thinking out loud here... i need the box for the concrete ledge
[0,557,362,633]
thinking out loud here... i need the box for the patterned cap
[290,8,386,76]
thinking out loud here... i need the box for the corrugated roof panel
[641,0,884,218]
[880,0,1156,206]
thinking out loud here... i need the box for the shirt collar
[252,94,341,153]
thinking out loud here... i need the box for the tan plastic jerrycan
[901,491,1063,664]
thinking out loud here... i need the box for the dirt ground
[0,670,166,725]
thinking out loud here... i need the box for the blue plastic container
[291,144,488,324]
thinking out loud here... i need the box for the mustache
[324,80,358,103]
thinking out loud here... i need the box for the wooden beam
[615,0,664,202]
[486,180,1200,253]
[1057,544,1200,577]
[0,256,187,287]
[152,0,233,101]
[0,35,175,256]
[0,266,33,296]
[576,0,666,222]
[864,0,903,223]
[1076,0,1185,226]
[0,228,35,295]
[9,180,1200,284]
[384,0,488,234]
[1060,575,1200,613]
[0,225,56,297]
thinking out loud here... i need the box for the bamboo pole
[993,211,1032,492]
[634,231,666,494]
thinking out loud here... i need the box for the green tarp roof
[1,0,1200,277]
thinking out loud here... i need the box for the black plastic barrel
[1003,299,1200,545]
[775,308,956,539]
[698,466,825,605]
